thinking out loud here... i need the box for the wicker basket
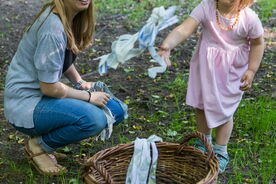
[82,132,219,184]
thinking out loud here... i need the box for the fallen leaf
[124,68,135,73]
[81,141,92,147]
[167,129,177,137]
[139,116,146,121]
[151,95,160,99]
[128,131,136,134]
[133,125,142,130]
[17,139,25,144]
[243,178,253,183]
[124,99,130,105]
[165,94,174,99]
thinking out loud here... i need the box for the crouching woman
[4,0,124,175]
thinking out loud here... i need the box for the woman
[4,0,125,175]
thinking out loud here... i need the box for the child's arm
[158,17,200,66]
[240,36,265,91]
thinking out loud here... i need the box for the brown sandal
[52,152,67,159]
[24,140,67,176]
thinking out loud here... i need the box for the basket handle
[82,151,114,184]
[177,131,215,161]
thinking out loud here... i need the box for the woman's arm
[64,64,94,90]
[158,17,200,66]
[240,36,265,91]
[64,64,82,84]
[39,82,110,107]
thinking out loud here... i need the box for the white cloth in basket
[126,135,163,184]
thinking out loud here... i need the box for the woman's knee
[106,99,125,125]
[77,111,107,135]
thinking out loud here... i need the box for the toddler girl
[158,0,265,172]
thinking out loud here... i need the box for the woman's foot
[52,151,67,160]
[25,138,67,175]
[48,152,67,164]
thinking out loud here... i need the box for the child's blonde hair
[232,0,254,12]
[27,0,96,54]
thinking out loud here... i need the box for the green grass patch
[94,0,199,27]
[229,96,276,183]
[255,0,276,24]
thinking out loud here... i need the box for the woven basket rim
[83,131,219,184]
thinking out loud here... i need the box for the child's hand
[240,70,255,91]
[157,45,172,66]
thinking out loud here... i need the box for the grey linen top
[4,8,67,128]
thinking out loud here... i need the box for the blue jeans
[106,99,125,125]
[13,96,110,153]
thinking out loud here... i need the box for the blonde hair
[232,0,254,12]
[27,0,96,54]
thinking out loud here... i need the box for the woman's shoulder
[35,8,65,38]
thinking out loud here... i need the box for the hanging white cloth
[94,6,179,78]
[125,135,163,184]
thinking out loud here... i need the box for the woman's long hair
[26,0,96,54]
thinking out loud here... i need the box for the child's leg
[215,120,233,146]
[195,108,211,135]
[194,109,212,150]
[214,120,233,173]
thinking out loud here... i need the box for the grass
[119,71,275,184]
[95,0,276,26]
[256,0,276,24]
[94,0,276,182]
[95,0,199,28]
[230,97,276,183]
[1,0,275,183]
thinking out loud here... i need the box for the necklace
[216,0,240,31]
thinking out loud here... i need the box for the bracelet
[74,79,87,90]
[87,91,91,102]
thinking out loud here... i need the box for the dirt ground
[0,0,275,183]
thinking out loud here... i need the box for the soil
[0,0,275,183]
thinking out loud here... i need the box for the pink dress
[186,0,264,128]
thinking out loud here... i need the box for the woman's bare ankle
[28,138,45,154]
[26,139,66,174]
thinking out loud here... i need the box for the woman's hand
[157,46,172,66]
[240,70,255,91]
[80,81,95,90]
[89,92,110,107]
